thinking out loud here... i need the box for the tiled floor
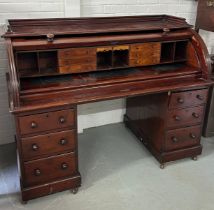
[0,123,214,210]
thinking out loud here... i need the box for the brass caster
[160,163,165,169]
[192,156,198,161]
[71,188,78,194]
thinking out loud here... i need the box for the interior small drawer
[21,129,76,160]
[129,42,161,66]
[58,48,96,59]
[165,125,201,151]
[169,89,208,109]
[58,63,96,73]
[167,106,205,128]
[58,56,96,66]
[23,152,77,187]
[18,109,75,135]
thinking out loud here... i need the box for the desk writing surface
[20,64,200,92]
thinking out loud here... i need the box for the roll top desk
[2,15,213,202]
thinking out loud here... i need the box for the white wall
[0,0,79,144]
[0,0,213,144]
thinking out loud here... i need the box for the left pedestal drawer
[18,108,75,135]
[21,129,76,161]
[23,152,77,187]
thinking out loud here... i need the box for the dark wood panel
[11,30,192,51]
[195,0,214,32]
[4,15,191,38]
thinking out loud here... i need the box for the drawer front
[58,63,96,73]
[169,89,208,109]
[21,130,76,160]
[18,109,75,135]
[129,43,161,66]
[165,125,201,151]
[58,56,96,66]
[167,106,204,128]
[24,152,77,186]
[58,48,96,59]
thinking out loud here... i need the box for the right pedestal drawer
[165,125,201,151]
[167,105,205,128]
[169,88,208,109]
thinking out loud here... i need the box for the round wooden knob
[163,28,170,35]
[177,98,184,104]
[34,169,41,176]
[60,139,67,145]
[59,117,66,124]
[190,133,196,139]
[174,115,181,121]
[61,163,68,170]
[31,122,37,129]
[46,33,54,42]
[192,113,199,118]
[32,144,39,151]
[196,95,204,100]
[171,136,178,143]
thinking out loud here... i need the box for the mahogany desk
[195,0,214,137]
[2,15,213,202]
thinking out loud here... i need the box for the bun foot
[160,163,165,169]
[71,188,78,194]
[192,156,198,161]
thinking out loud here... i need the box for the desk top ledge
[3,15,192,38]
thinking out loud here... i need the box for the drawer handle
[163,27,170,35]
[192,113,199,118]
[190,133,196,139]
[174,115,181,121]
[61,163,68,170]
[32,144,39,151]
[171,136,178,143]
[46,33,54,42]
[31,122,37,129]
[34,169,41,176]
[59,116,66,124]
[59,138,67,145]
[196,95,204,100]
[177,98,184,104]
